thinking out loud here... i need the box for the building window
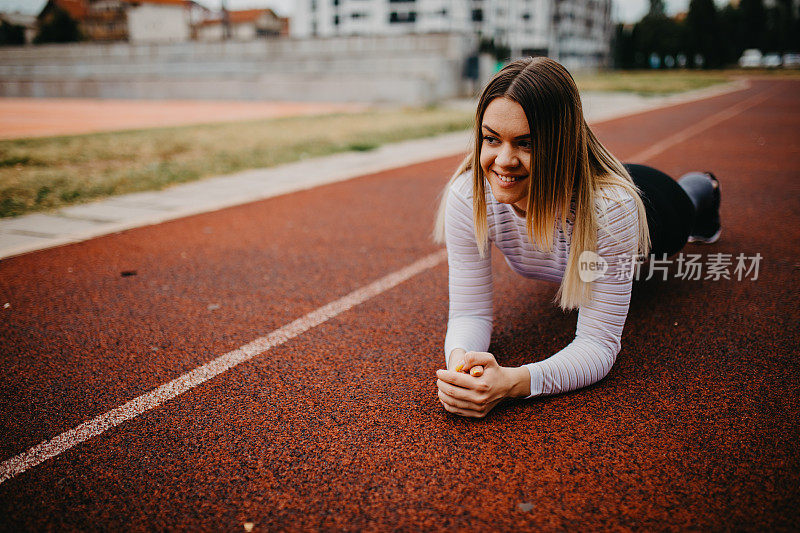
[351,12,368,19]
[389,11,417,23]
[333,14,339,25]
[522,12,530,20]
[389,0,416,3]
[522,48,547,57]
[471,9,483,21]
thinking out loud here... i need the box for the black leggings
[624,163,695,258]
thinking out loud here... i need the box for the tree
[612,23,636,69]
[738,0,766,50]
[719,4,743,65]
[631,12,683,68]
[648,0,667,17]
[685,0,722,68]
[763,0,795,53]
[0,20,25,46]
[34,5,81,44]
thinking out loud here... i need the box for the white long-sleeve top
[443,172,640,399]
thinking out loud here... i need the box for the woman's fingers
[436,378,475,401]
[438,394,486,418]
[437,380,496,418]
[436,357,491,417]
[438,389,474,410]
[464,351,497,369]
[436,369,481,390]
[454,363,484,376]
[441,402,486,418]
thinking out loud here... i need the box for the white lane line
[629,88,774,163]
[0,249,447,485]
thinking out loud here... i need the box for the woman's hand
[448,348,484,377]
[436,351,516,418]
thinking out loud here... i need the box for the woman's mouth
[493,171,527,188]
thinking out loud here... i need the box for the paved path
[0,80,748,261]
[0,78,797,530]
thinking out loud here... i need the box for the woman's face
[479,97,532,213]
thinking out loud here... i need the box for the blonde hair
[434,57,651,311]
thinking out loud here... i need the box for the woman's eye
[483,136,499,144]
[518,139,532,149]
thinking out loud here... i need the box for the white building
[126,1,192,43]
[196,8,285,41]
[291,0,612,68]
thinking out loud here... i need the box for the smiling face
[479,97,532,214]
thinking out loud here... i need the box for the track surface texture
[1,79,798,531]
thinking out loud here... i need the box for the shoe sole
[687,227,721,244]
[687,172,721,244]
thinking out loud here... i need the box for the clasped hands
[436,348,529,418]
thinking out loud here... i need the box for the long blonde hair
[434,57,651,311]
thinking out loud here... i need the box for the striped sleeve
[442,181,493,370]
[522,194,639,398]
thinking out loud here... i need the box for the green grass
[574,68,800,95]
[0,107,472,218]
[574,70,734,95]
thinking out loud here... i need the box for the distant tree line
[0,19,25,46]
[613,0,800,68]
[34,5,82,44]
[0,4,83,46]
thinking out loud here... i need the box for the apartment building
[551,0,613,69]
[291,0,612,68]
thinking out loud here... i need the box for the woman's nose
[495,143,519,167]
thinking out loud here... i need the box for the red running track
[0,79,798,531]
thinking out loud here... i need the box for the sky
[0,0,693,24]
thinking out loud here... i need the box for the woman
[433,57,721,418]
